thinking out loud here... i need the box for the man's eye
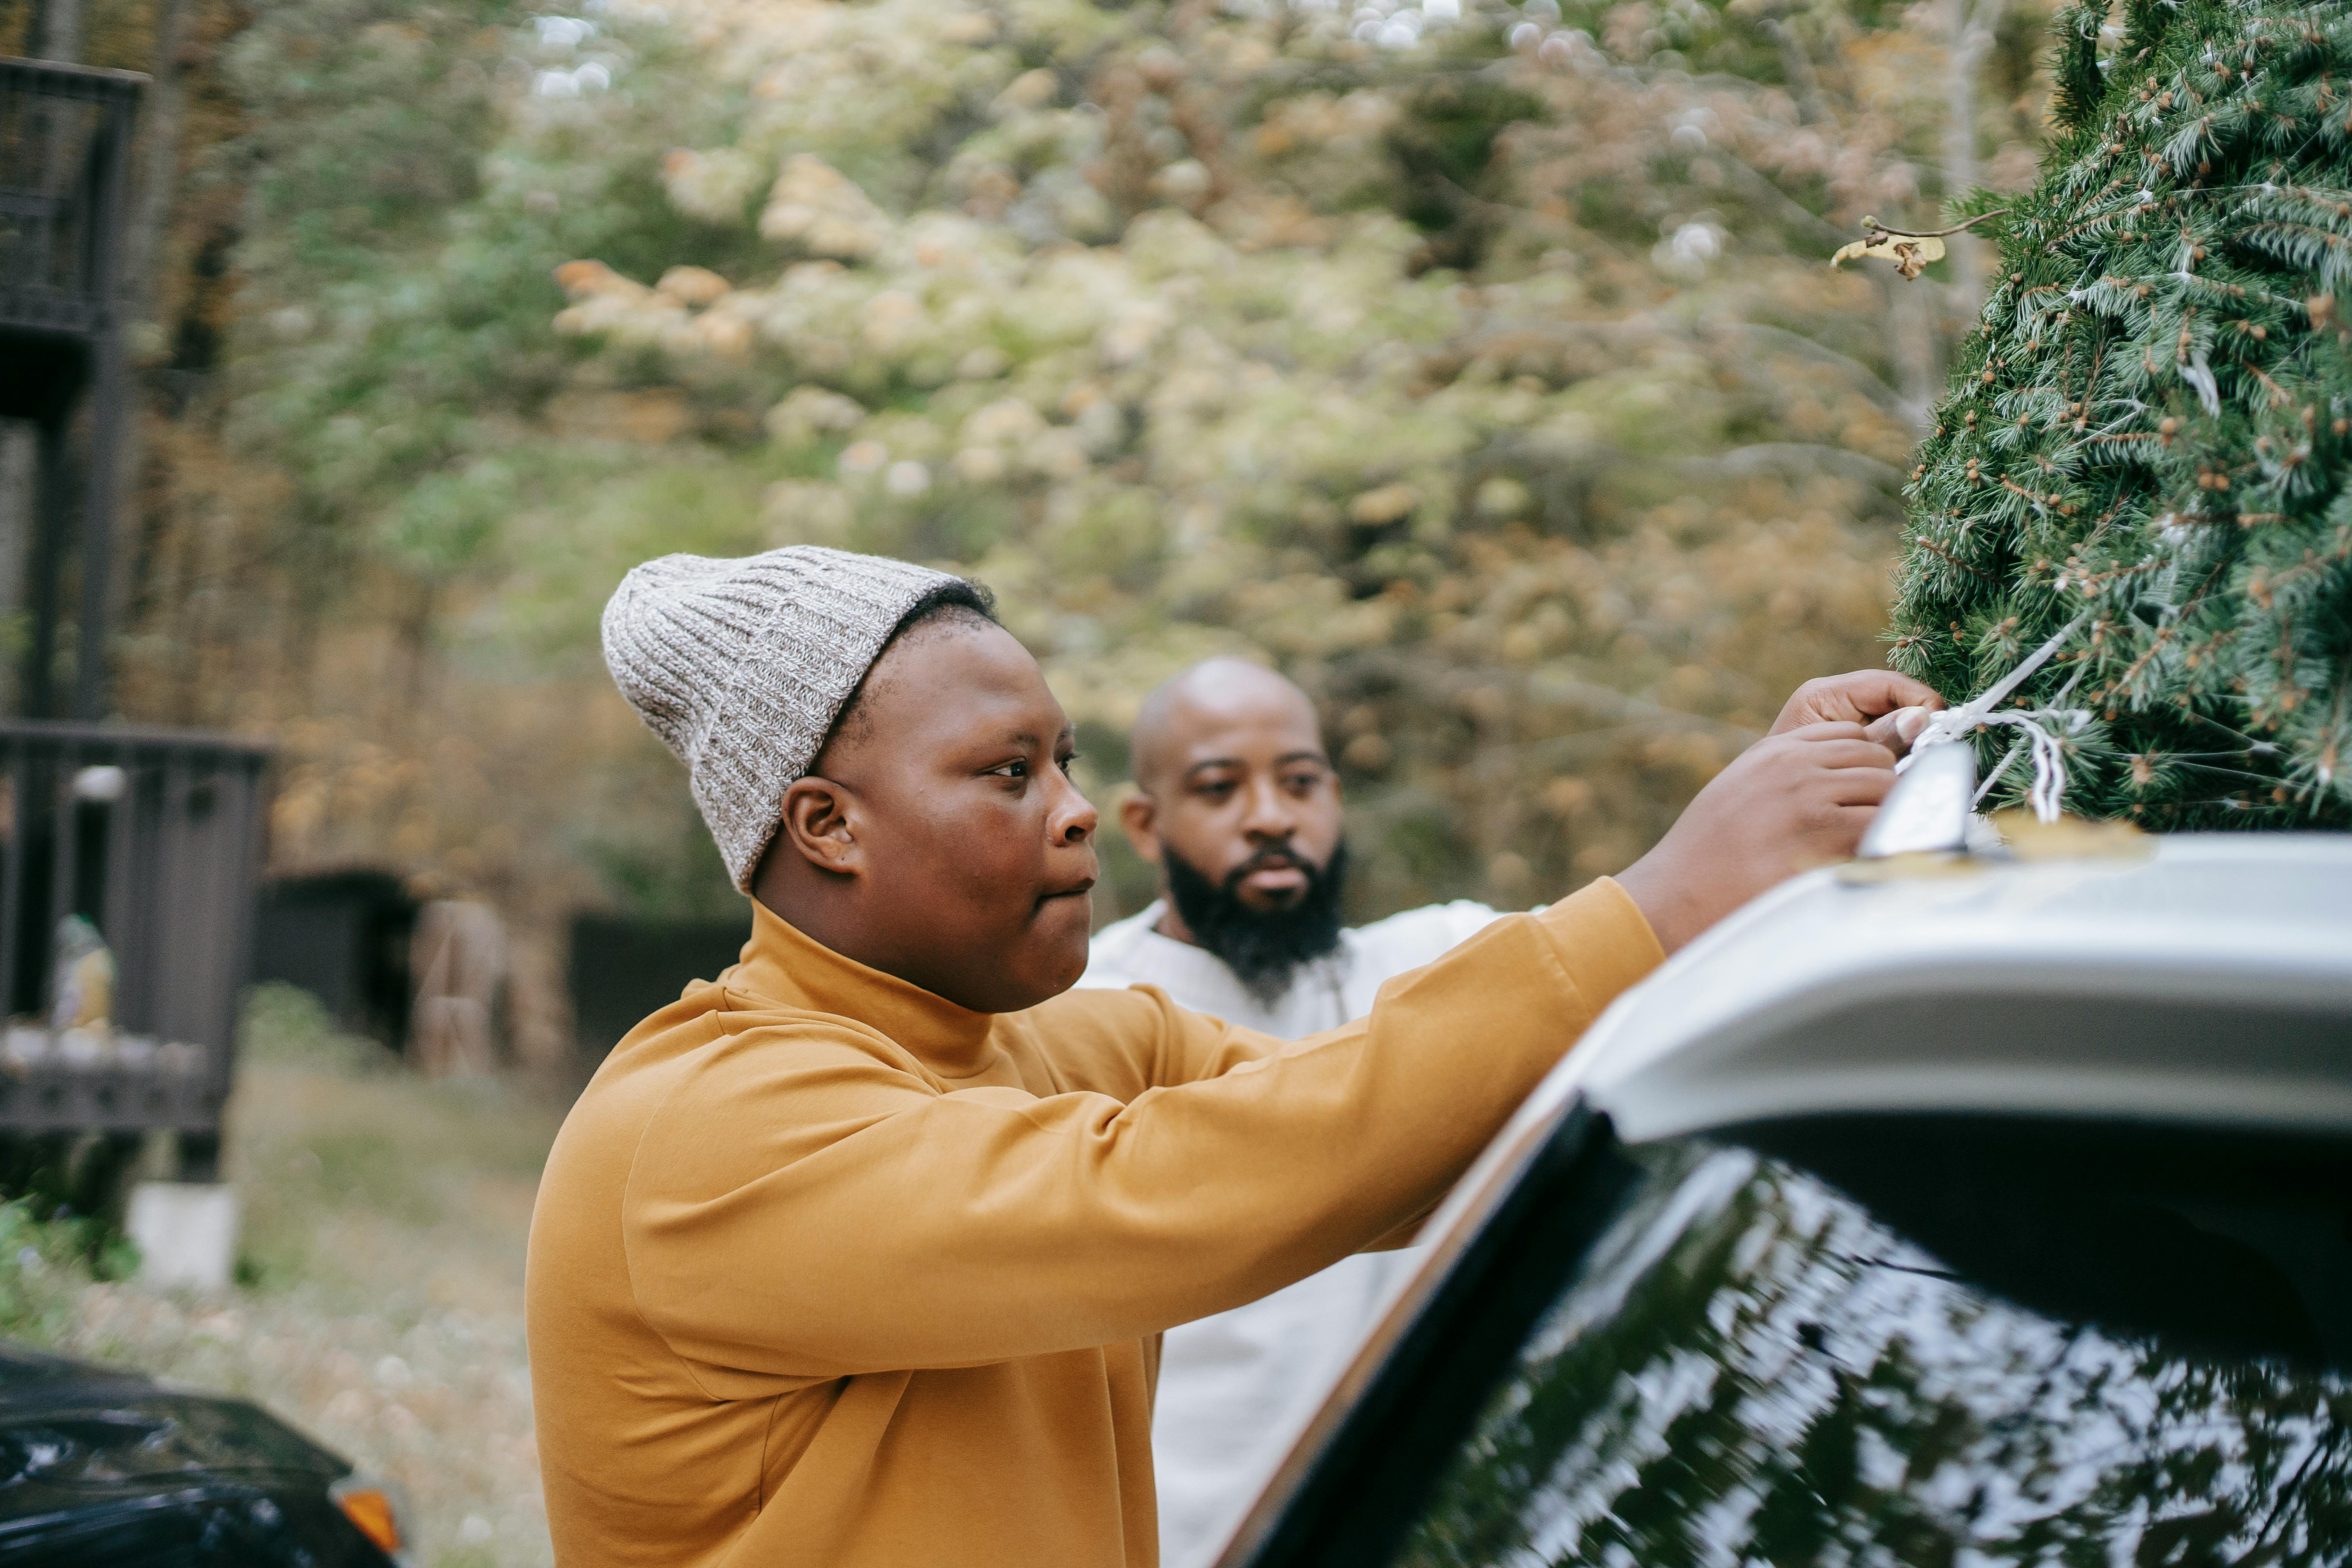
[990,760,1029,780]
[1057,753,1080,776]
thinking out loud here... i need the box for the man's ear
[1117,787,1163,865]
[778,776,863,877]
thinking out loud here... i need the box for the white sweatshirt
[1076,897,1505,1568]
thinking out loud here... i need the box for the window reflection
[1398,1142,2352,1567]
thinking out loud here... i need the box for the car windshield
[1393,1128,2352,1568]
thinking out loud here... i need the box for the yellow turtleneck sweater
[525,879,1660,1567]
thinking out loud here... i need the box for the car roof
[1410,833,2352,1263]
[0,1341,156,1399]
[1571,832,2352,1142]
[1575,832,2352,1143]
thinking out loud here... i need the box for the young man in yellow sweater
[527,546,1935,1568]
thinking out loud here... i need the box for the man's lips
[1038,876,1097,904]
[1238,864,1308,892]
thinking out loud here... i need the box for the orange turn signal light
[330,1477,404,1555]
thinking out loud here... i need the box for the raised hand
[1770,670,1942,756]
[1614,721,1899,954]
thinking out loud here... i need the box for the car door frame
[1220,1097,1644,1568]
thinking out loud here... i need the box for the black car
[1223,830,2352,1568]
[0,1341,407,1566]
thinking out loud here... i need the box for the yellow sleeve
[620,878,1660,1394]
[1000,981,1287,1097]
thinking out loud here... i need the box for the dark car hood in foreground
[0,1341,347,1534]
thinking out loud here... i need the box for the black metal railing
[0,56,140,338]
[2,55,146,724]
[0,723,268,1157]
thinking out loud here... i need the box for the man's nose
[1051,775,1098,846]
[1241,777,1297,838]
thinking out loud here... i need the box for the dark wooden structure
[0,725,268,1174]
[2,61,268,1183]
[254,870,418,1047]
[0,55,142,722]
[568,912,746,1069]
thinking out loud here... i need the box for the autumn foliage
[17,0,2052,1051]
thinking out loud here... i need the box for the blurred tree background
[3,0,2055,1062]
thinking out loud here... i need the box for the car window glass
[1394,1138,2352,1567]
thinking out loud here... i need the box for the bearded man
[527,545,1934,1568]
[1080,659,1511,1568]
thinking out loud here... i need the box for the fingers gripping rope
[1896,616,2094,823]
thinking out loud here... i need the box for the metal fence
[0,723,268,1160]
[3,55,146,727]
[0,56,139,339]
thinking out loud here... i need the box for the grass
[0,984,564,1566]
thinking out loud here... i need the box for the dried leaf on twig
[1831,230,1946,279]
[1830,210,2007,280]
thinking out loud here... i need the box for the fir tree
[1889,0,2352,828]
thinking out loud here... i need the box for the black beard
[1161,840,1348,1007]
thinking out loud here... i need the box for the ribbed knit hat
[601,545,965,891]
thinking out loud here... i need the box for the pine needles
[1891,0,2352,828]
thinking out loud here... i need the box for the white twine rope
[1896,615,2094,824]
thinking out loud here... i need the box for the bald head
[1131,659,1323,794]
[1120,658,1343,924]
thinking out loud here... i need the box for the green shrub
[239,982,397,1074]
[0,1199,130,1346]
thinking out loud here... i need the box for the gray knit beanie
[602,545,967,891]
